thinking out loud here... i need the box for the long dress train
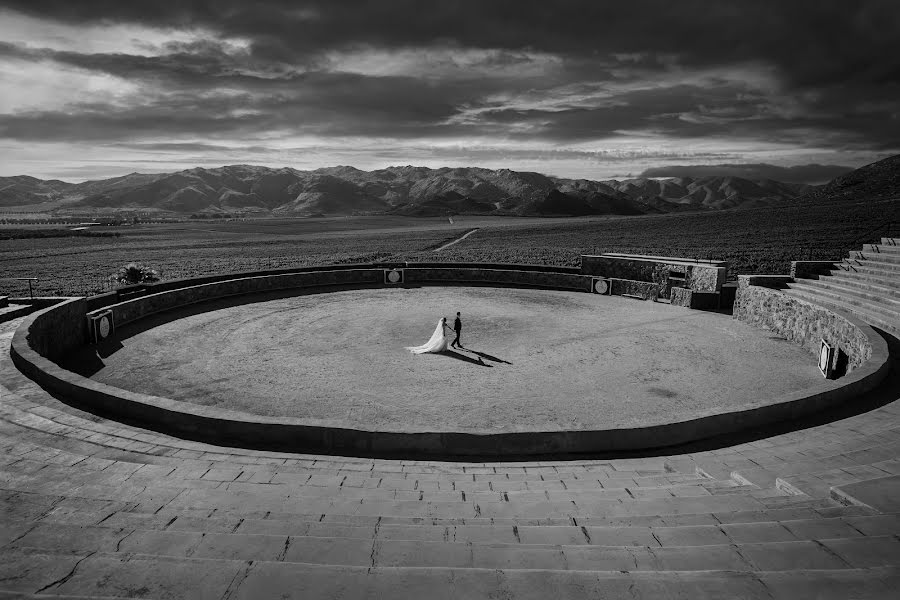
[406,319,449,354]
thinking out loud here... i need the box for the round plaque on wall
[593,279,609,294]
[98,315,111,339]
[387,269,402,283]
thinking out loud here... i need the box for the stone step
[829,268,900,291]
[1,547,897,599]
[8,484,870,532]
[881,237,900,246]
[5,369,701,481]
[813,273,900,300]
[32,506,899,546]
[781,288,899,334]
[851,254,900,270]
[787,281,900,321]
[3,389,692,480]
[0,466,727,508]
[864,242,900,255]
[0,442,716,495]
[6,518,900,571]
[1,478,803,523]
[851,250,900,266]
[836,260,900,280]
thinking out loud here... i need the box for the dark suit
[451,316,462,348]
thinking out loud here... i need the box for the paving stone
[0,547,89,594]
[166,515,243,533]
[235,518,313,537]
[7,523,129,554]
[760,567,899,600]
[582,526,660,547]
[561,546,656,571]
[374,540,473,568]
[833,475,900,512]
[52,553,244,599]
[781,517,865,540]
[282,536,373,566]
[190,532,288,561]
[471,544,567,570]
[843,514,900,536]
[819,536,900,568]
[232,563,488,600]
[118,530,205,556]
[649,545,751,571]
[738,540,851,571]
[650,525,731,546]
[720,521,798,544]
[515,525,585,545]
[305,522,378,539]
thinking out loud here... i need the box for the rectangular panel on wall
[87,309,115,344]
[819,339,836,379]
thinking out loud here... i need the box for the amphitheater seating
[786,238,900,336]
[2,278,899,597]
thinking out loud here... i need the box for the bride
[406,317,453,354]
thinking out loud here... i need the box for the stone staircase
[786,237,900,335]
[2,312,900,598]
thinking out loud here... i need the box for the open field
[2,199,897,297]
[395,197,900,271]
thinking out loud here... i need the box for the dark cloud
[0,1,898,166]
[639,163,854,184]
[4,1,898,88]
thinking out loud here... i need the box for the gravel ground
[66,286,834,431]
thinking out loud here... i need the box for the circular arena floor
[63,286,834,432]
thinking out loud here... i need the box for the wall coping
[9,265,893,458]
[584,253,727,267]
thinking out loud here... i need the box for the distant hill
[796,154,900,205]
[0,175,74,207]
[0,164,825,217]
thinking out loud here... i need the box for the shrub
[112,262,160,286]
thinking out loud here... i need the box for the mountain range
[0,163,856,217]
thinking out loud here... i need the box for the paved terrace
[1,309,900,598]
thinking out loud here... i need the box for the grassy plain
[2,198,897,297]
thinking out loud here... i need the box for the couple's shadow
[440,347,512,368]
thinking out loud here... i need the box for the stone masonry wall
[733,279,872,372]
[609,279,659,300]
[581,255,726,296]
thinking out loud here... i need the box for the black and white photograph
[0,1,898,598]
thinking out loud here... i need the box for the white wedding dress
[407,319,450,354]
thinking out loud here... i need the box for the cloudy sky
[0,1,897,182]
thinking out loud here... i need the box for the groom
[450,311,463,349]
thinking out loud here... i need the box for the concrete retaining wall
[90,267,596,329]
[99,269,382,329]
[9,264,892,458]
[733,277,875,372]
[405,268,591,291]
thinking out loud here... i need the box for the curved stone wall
[98,266,592,330]
[9,264,893,458]
[733,277,875,372]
